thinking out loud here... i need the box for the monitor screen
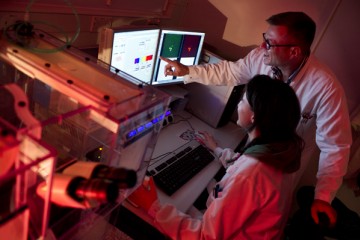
[108,27,160,84]
[151,29,205,86]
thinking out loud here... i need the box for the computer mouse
[194,131,205,141]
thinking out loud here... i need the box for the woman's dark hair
[245,75,302,144]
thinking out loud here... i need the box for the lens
[266,41,270,50]
[73,178,119,203]
[95,167,137,189]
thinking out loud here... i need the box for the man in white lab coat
[160,11,352,226]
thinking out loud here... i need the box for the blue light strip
[125,110,171,140]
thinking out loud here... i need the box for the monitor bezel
[151,29,205,86]
[109,25,161,85]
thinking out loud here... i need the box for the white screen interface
[110,29,160,84]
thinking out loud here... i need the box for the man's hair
[245,74,301,143]
[266,12,316,54]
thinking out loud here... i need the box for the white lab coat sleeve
[148,173,263,240]
[314,79,352,202]
[214,147,241,169]
[183,48,265,86]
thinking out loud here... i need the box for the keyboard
[147,140,215,196]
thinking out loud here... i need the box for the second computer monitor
[152,29,205,86]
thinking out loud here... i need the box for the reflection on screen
[152,30,205,86]
[110,29,160,84]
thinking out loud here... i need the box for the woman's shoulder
[231,155,264,175]
[232,155,285,180]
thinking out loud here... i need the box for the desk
[123,110,245,223]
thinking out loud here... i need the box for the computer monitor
[98,26,160,84]
[151,29,205,86]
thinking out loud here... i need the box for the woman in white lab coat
[129,74,304,240]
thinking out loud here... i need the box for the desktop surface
[132,110,245,214]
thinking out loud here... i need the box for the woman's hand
[196,131,218,152]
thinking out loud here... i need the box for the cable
[147,151,173,166]
[3,0,81,54]
[171,113,194,130]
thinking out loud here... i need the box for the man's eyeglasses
[262,33,297,50]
